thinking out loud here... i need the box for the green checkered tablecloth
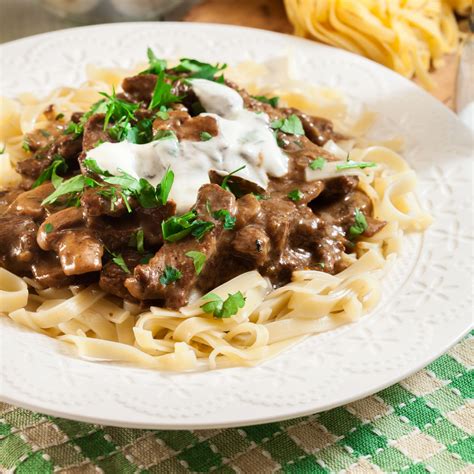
[1,333,472,473]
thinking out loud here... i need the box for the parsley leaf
[172,58,227,81]
[348,208,368,239]
[159,265,182,285]
[99,88,140,129]
[185,250,206,275]
[161,210,214,242]
[41,175,98,206]
[32,155,67,189]
[0,144,5,154]
[141,47,167,75]
[288,189,303,202]
[153,129,177,141]
[22,140,31,152]
[156,105,169,120]
[44,223,54,233]
[83,158,112,176]
[213,209,236,230]
[221,165,246,191]
[200,291,246,318]
[336,161,377,170]
[149,71,182,110]
[271,114,304,136]
[200,131,213,141]
[136,229,145,253]
[112,253,130,273]
[309,157,326,170]
[252,95,279,107]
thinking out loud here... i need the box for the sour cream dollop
[86,79,288,211]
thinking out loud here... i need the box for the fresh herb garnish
[0,145,5,154]
[153,129,177,141]
[221,165,246,191]
[32,155,67,189]
[213,209,236,230]
[64,99,108,137]
[252,95,279,107]
[22,140,31,152]
[156,105,169,120]
[159,265,182,285]
[309,157,326,170]
[161,210,214,242]
[55,113,64,121]
[141,47,167,75]
[200,291,246,318]
[99,88,140,130]
[39,129,51,138]
[41,175,98,206]
[136,229,145,253]
[271,114,305,136]
[149,70,182,110]
[172,58,227,81]
[200,131,213,141]
[252,193,268,201]
[185,250,206,275]
[336,161,377,171]
[348,208,368,239]
[288,189,303,202]
[44,223,54,233]
[83,159,174,208]
[111,252,130,273]
[139,253,154,264]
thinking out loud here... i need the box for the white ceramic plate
[0,23,472,429]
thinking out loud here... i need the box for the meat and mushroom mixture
[0,54,385,309]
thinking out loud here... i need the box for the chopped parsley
[0,145,5,154]
[55,113,64,121]
[221,165,246,192]
[32,155,67,189]
[200,131,213,141]
[139,253,154,264]
[22,140,31,153]
[159,265,182,285]
[111,252,130,273]
[253,193,268,201]
[153,129,177,141]
[309,157,326,170]
[288,189,303,202]
[44,223,54,233]
[271,114,304,136]
[172,58,227,81]
[136,229,145,253]
[141,47,167,75]
[41,174,98,206]
[83,159,174,208]
[348,208,368,239]
[213,209,236,230]
[252,95,279,107]
[156,105,169,120]
[161,210,214,242]
[336,161,377,171]
[99,88,140,129]
[185,250,206,275]
[149,70,182,110]
[200,291,246,318]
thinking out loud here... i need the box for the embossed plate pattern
[0,23,472,429]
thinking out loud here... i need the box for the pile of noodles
[284,0,470,88]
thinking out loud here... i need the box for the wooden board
[184,0,459,109]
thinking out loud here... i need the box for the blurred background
[0,0,472,115]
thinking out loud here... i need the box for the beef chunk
[0,215,39,273]
[82,114,114,153]
[81,187,131,218]
[99,250,144,299]
[232,225,270,266]
[125,184,236,308]
[121,74,157,103]
[30,253,78,288]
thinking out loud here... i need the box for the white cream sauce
[86,79,288,212]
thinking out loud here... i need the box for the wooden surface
[185,0,459,109]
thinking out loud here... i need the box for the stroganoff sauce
[86,79,288,211]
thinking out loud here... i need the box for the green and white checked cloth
[1,332,472,473]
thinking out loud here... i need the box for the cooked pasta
[0,58,431,370]
[283,0,464,88]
